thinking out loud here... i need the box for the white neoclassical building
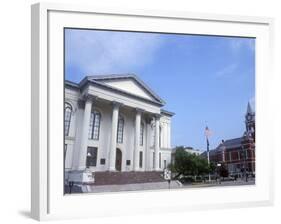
[64,74,174,183]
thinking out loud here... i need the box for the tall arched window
[117,116,124,143]
[140,122,144,146]
[64,102,72,136]
[88,110,101,140]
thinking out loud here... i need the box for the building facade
[64,74,174,182]
[205,102,255,175]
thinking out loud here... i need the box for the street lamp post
[217,163,221,184]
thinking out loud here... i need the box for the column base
[108,167,116,172]
[75,166,86,171]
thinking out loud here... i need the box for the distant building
[183,147,202,155]
[202,102,255,174]
[171,146,202,164]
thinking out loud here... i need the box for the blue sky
[65,28,255,151]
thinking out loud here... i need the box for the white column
[167,122,171,148]
[145,118,152,171]
[108,102,121,171]
[78,96,93,170]
[133,109,142,171]
[154,114,160,171]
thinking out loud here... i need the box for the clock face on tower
[246,114,252,121]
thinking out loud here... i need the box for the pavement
[65,178,255,194]
[82,180,182,193]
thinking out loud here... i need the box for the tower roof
[246,101,254,114]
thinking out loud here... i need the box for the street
[181,179,255,188]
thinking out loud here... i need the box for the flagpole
[206,136,211,182]
[205,126,211,183]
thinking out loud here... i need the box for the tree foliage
[170,146,211,179]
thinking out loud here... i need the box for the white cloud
[215,63,237,78]
[229,38,255,53]
[65,29,164,77]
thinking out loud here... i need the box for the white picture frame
[31,2,274,221]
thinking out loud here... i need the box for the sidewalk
[181,179,255,188]
[82,180,182,193]
[66,179,255,194]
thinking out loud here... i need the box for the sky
[65,28,255,151]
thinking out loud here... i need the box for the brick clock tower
[245,102,255,141]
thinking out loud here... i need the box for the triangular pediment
[103,79,154,100]
[87,74,165,104]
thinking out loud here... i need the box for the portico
[64,74,174,182]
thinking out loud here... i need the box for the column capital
[112,101,123,109]
[154,113,161,120]
[135,108,145,114]
[78,95,97,109]
[82,94,98,102]
[145,117,153,124]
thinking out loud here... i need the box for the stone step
[92,171,165,185]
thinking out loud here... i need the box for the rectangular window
[139,151,143,168]
[151,127,155,147]
[232,151,238,161]
[100,158,106,165]
[159,152,161,168]
[88,112,101,140]
[64,144,67,160]
[64,103,72,136]
[126,160,131,166]
[117,118,124,143]
[164,160,167,169]
[140,123,144,146]
[159,127,161,148]
[86,147,98,167]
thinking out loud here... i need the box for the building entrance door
[115,148,122,171]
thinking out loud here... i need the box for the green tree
[170,146,210,180]
[209,162,217,174]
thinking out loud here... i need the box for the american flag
[204,126,212,137]
[205,126,211,151]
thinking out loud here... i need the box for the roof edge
[65,80,80,89]
[160,109,175,117]
[87,74,166,105]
